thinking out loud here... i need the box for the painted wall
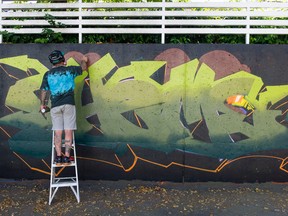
[0,44,287,182]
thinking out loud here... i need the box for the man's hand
[39,104,48,119]
[82,55,88,63]
[40,105,46,112]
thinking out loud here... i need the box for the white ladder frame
[49,131,80,205]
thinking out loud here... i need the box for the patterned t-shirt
[40,65,82,108]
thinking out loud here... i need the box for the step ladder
[49,131,80,205]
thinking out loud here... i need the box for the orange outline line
[216,159,229,172]
[5,105,14,113]
[113,144,139,172]
[77,156,122,168]
[274,101,288,110]
[134,111,142,128]
[225,155,283,165]
[0,126,11,138]
[280,157,288,174]
[0,64,19,80]
[27,69,33,76]
[85,78,90,87]
[246,110,254,117]
[55,167,66,177]
[13,152,68,176]
[191,119,203,135]
[25,69,31,77]
[92,125,104,134]
[12,145,288,176]
[13,152,50,175]
[42,159,51,171]
[259,87,267,94]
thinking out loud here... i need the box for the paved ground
[0,179,288,216]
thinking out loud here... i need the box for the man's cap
[48,50,65,64]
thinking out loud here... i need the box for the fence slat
[1,1,288,44]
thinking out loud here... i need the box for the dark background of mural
[0,44,287,182]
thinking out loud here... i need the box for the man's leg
[64,129,73,157]
[54,130,63,157]
[51,106,64,161]
[63,104,76,164]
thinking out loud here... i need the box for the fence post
[0,0,2,43]
[246,0,250,44]
[79,0,83,44]
[161,0,165,44]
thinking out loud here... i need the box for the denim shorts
[50,104,77,130]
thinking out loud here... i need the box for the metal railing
[0,1,288,44]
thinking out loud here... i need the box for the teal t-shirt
[40,65,82,108]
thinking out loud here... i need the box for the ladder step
[61,144,75,148]
[52,161,76,168]
[51,181,78,188]
[55,177,77,181]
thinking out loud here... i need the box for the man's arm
[80,55,88,71]
[40,90,48,111]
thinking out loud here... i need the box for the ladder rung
[52,161,76,167]
[51,181,78,188]
[60,144,75,148]
[55,177,76,181]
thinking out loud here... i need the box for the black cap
[48,50,65,64]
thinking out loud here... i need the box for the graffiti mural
[0,44,287,182]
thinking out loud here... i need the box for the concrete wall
[0,44,287,182]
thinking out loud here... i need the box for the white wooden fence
[0,1,288,44]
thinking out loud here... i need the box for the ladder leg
[72,131,80,202]
[49,130,55,205]
[49,131,80,205]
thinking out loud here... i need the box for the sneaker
[62,156,71,165]
[54,156,62,165]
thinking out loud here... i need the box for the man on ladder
[40,50,88,164]
[39,50,88,204]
